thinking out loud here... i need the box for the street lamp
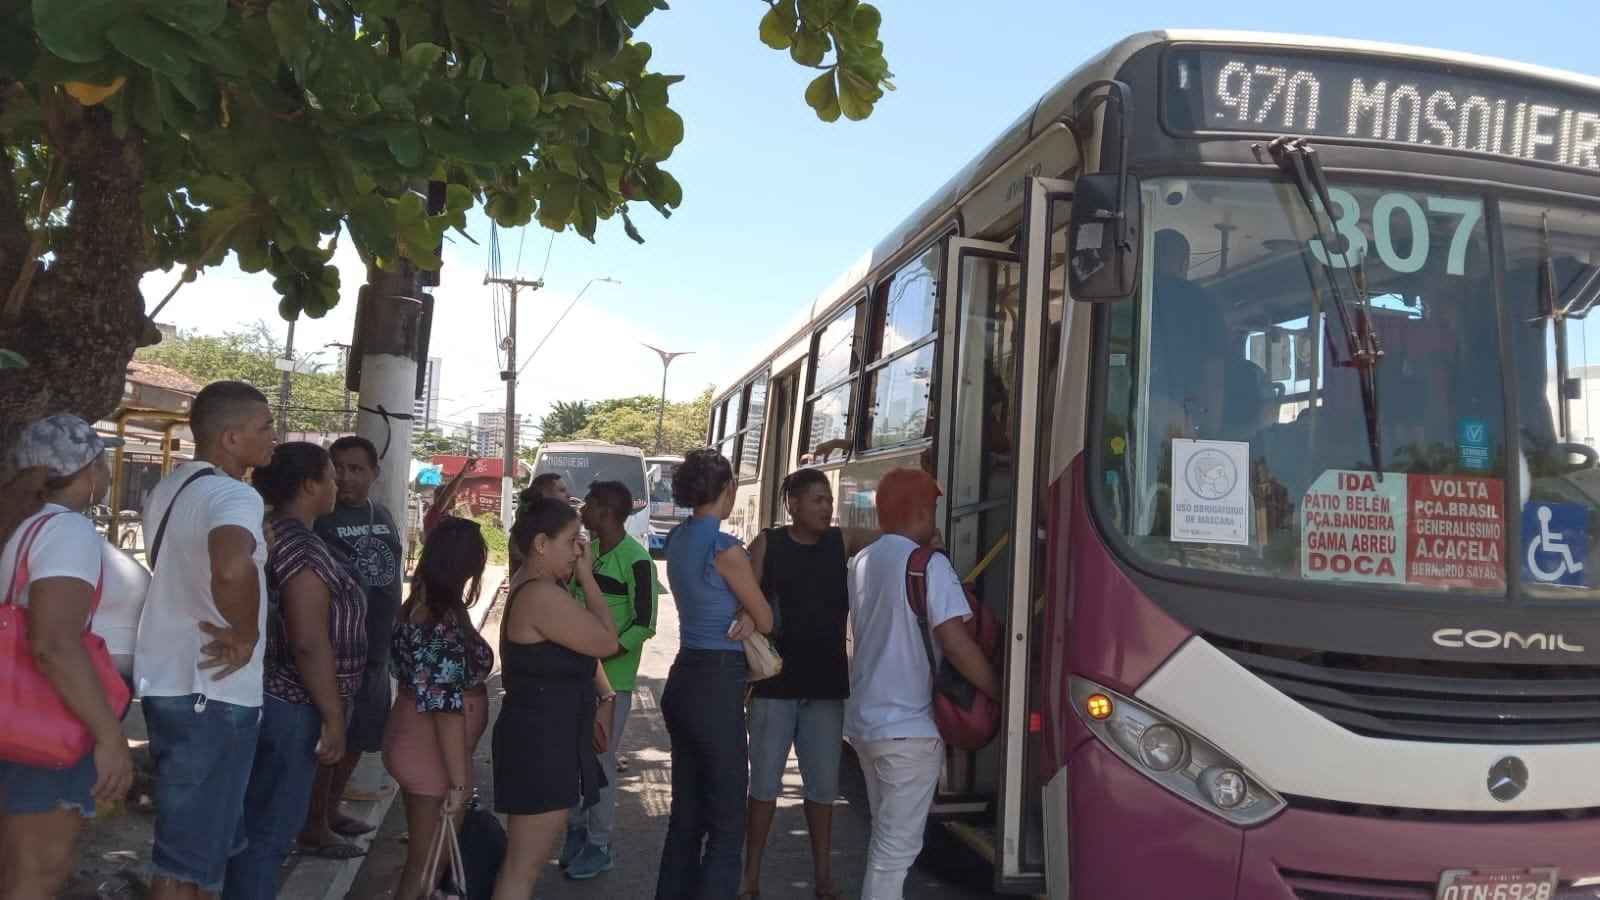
[643,343,693,454]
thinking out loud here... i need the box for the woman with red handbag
[0,413,135,899]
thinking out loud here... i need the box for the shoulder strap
[148,467,218,570]
[3,513,63,609]
[903,545,939,676]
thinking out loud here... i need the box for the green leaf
[852,3,882,37]
[147,0,227,36]
[536,177,577,228]
[402,42,447,84]
[32,0,127,63]
[467,83,511,132]
[445,183,474,212]
[505,85,543,126]
[641,105,683,154]
[0,349,30,370]
[106,15,197,80]
[837,67,874,121]
[377,83,413,114]
[758,3,796,50]
[547,0,578,26]
[805,70,840,122]
[386,127,425,168]
[654,169,682,208]
[789,29,829,67]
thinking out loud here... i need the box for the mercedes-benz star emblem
[1487,756,1529,802]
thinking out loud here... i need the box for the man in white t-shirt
[134,381,276,900]
[845,467,1000,900]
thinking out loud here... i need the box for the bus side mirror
[1067,172,1142,302]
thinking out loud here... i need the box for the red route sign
[1406,474,1505,589]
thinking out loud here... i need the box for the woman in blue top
[654,449,773,900]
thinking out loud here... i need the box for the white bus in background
[644,455,690,553]
[530,439,651,548]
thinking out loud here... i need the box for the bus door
[763,367,800,528]
[933,236,1023,813]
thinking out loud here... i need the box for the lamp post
[643,343,693,454]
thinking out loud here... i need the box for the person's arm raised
[519,584,621,659]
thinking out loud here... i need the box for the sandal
[330,813,377,837]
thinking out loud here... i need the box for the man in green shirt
[561,480,659,880]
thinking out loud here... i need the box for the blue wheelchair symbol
[1523,503,1589,587]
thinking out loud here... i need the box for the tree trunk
[0,106,157,452]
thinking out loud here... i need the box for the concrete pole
[484,275,542,529]
[354,266,426,524]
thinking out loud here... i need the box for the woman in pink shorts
[381,517,495,900]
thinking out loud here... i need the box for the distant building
[475,409,522,458]
[414,357,442,433]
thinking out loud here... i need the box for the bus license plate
[1436,868,1557,900]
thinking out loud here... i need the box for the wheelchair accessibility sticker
[1523,502,1588,587]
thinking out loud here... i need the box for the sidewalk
[62,563,508,900]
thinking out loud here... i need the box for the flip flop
[294,839,368,860]
[330,815,377,837]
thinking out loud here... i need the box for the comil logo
[1432,628,1586,653]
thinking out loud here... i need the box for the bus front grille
[1209,636,1600,744]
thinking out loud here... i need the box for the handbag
[451,801,506,900]
[742,631,783,681]
[420,810,469,900]
[0,513,133,768]
[904,545,1001,752]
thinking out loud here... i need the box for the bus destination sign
[1164,48,1600,171]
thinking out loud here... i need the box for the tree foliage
[576,386,709,455]
[0,0,889,439]
[137,322,352,433]
[538,398,591,442]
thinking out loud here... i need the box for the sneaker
[565,844,614,881]
[559,827,589,869]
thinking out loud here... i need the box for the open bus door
[932,178,1071,895]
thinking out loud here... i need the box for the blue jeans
[223,696,325,899]
[654,650,748,900]
[747,697,845,804]
[144,694,261,892]
[0,752,98,818]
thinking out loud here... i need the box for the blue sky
[144,0,1600,436]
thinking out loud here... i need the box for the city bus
[644,454,690,552]
[530,439,652,547]
[707,29,1600,898]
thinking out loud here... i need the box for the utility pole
[325,341,354,431]
[643,343,693,454]
[275,319,297,441]
[484,274,542,529]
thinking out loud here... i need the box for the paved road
[349,562,992,899]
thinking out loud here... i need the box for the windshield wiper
[1267,136,1385,476]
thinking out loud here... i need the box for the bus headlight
[1071,677,1284,826]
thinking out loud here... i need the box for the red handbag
[0,513,132,768]
[905,546,1001,752]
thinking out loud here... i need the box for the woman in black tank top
[740,470,877,900]
[490,498,621,899]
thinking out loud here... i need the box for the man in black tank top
[740,469,877,900]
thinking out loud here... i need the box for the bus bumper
[1067,739,1600,898]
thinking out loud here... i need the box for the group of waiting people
[656,449,1000,900]
[0,380,994,900]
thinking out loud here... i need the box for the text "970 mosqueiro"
[1208,58,1600,171]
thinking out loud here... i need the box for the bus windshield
[1097,175,1600,598]
[533,449,648,507]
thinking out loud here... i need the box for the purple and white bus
[710,30,1600,898]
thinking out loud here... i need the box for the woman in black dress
[491,497,620,899]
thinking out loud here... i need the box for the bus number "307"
[1309,189,1483,277]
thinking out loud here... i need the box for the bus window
[802,302,865,465]
[864,249,941,450]
[736,371,768,478]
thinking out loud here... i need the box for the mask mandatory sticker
[1170,439,1251,546]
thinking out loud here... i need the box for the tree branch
[2,151,64,322]
[148,203,260,319]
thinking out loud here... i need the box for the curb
[279,564,507,900]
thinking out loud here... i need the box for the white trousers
[853,737,943,900]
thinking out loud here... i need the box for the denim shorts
[746,696,845,804]
[143,694,262,892]
[0,751,97,818]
